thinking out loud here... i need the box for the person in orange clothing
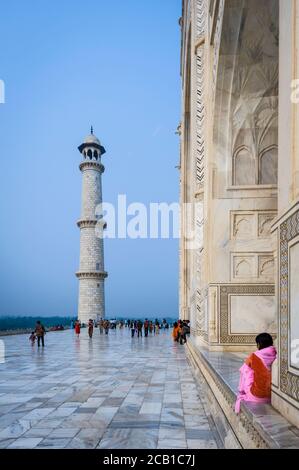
[172,322,180,342]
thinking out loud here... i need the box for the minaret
[76,128,108,324]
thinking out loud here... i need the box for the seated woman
[235,333,277,414]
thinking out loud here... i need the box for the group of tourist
[128,319,169,338]
[172,320,190,345]
[74,319,111,338]
[29,317,191,348]
[28,317,277,417]
[71,318,172,340]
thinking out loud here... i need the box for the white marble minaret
[76,128,108,324]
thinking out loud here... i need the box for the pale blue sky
[0,0,181,318]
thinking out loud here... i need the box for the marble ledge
[187,337,299,449]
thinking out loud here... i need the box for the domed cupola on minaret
[78,126,106,162]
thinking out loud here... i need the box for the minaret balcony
[77,219,98,229]
[79,161,105,173]
[76,271,108,280]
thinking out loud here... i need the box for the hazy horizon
[0,0,181,319]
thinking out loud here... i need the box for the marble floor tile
[159,427,186,440]
[157,439,187,449]
[7,437,43,449]
[34,418,64,429]
[187,439,218,449]
[36,438,72,449]
[185,429,215,440]
[94,407,119,422]
[0,404,24,414]
[48,407,78,418]
[0,439,15,449]
[0,420,31,439]
[139,402,162,415]
[60,402,83,408]
[0,329,219,449]
[23,428,53,438]
[22,408,55,421]
[48,428,80,439]
[98,428,158,449]
[68,428,105,449]
[74,407,97,414]
[83,397,106,407]
[0,412,29,429]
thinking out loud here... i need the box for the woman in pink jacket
[235,333,277,414]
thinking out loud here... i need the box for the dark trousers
[180,334,186,345]
[131,329,135,337]
[144,328,148,337]
[137,329,142,337]
[37,336,44,347]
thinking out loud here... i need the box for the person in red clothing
[144,319,149,337]
[75,321,81,338]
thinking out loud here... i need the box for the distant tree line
[0,316,75,331]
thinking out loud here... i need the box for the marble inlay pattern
[0,329,219,449]
[219,284,275,344]
[279,207,299,400]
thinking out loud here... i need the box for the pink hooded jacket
[235,346,277,414]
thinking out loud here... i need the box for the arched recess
[212,0,279,188]
[236,259,252,278]
[87,149,93,160]
[259,146,278,184]
[260,258,274,277]
[234,217,251,237]
[233,146,255,185]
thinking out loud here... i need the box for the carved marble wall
[180,0,299,430]
[180,0,278,350]
[270,0,299,429]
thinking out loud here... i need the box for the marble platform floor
[0,329,220,449]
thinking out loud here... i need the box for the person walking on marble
[88,319,94,339]
[144,319,149,337]
[131,320,135,338]
[35,321,46,348]
[75,320,81,338]
[99,318,104,334]
[103,319,110,335]
[137,320,143,338]
[180,321,188,345]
